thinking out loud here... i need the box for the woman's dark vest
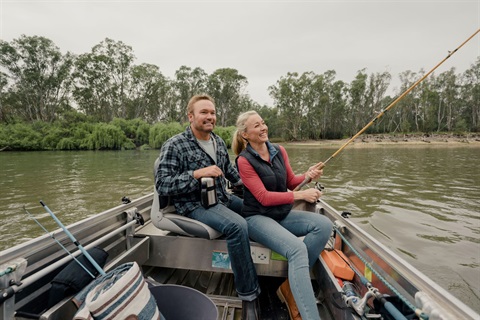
[238,145,293,220]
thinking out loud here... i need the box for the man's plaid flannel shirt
[155,126,241,216]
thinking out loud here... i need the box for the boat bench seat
[152,157,223,240]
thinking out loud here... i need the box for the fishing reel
[342,281,381,318]
[315,182,325,192]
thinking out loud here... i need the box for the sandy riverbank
[283,133,480,147]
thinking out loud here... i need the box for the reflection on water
[0,146,479,312]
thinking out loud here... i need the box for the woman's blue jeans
[188,195,260,301]
[246,210,333,320]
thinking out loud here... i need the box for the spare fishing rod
[40,200,107,276]
[24,206,96,278]
[295,28,480,191]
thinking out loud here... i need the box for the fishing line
[295,28,480,191]
[24,206,95,278]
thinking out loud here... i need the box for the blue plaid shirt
[155,126,241,215]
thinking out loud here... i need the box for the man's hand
[194,165,224,179]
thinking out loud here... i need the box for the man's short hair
[187,94,215,114]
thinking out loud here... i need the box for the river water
[0,145,479,312]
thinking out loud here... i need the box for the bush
[56,137,78,150]
[149,122,184,149]
[43,125,68,150]
[0,123,43,150]
[112,118,150,147]
[86,123,127,150]
[214,126,236,148]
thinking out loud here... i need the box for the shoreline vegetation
[284,133,480,147]
[1,131,479,152]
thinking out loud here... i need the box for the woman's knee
[312,215,333,234]
[286,239,308,259]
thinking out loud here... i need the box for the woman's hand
[293,188,322,203]
[305,162,324,181]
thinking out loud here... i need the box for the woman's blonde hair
[232,110,259,156]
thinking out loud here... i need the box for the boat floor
[142,266,333,320]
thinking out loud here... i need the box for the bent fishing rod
[295,28,480,191]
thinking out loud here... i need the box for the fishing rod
[24,206,96,278]
[40,200,107,276]
[295,28,480,191]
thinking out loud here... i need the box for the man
[155,94,261,319]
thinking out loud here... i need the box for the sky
[1,0,479,106]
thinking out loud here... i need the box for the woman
[233,110,333,320]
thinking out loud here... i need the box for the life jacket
[239,144,293,220]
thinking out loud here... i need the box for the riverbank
[285,133,480,147]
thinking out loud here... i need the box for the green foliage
[1,34,479,148]
[42,125,68,150]
[122,139,136,150]
[0,35,74,123]
[56,137,77,150]
[111,118,150,147]
[0,123,43,150]
[149,122,184,149]
[136,122,151,146]
[214,126,236,148]
[87,123,127,150]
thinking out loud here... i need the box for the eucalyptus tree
[72,38,135,122]
[127,63,170,122]
[174,66,208,122]
[305,72,327,140]
[346,69,368,135]
[460,57,480,131]
[395,70,420,133]
[0,70,10,122]
[436,68,459,131]
[305,70,347,139]
[327,77,348,138]
[207,68,248,127]
[0,35,74,123]
[269,72,315,140]
[256,105,281,139]
[365,71,391,133]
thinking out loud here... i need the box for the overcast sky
[1,0,479,105]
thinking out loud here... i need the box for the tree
[208,68,248,127]
[72,38,135,122]
[174,66,208,122]
[0,35,73,122]
[346,69,368,135]
[269,72,317,140]
[460,57,480,131]
[127,63,169,123]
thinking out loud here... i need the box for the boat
[1,189,479,320]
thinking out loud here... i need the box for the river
[0,145,479,312]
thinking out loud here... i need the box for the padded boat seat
[151,158,223,240]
